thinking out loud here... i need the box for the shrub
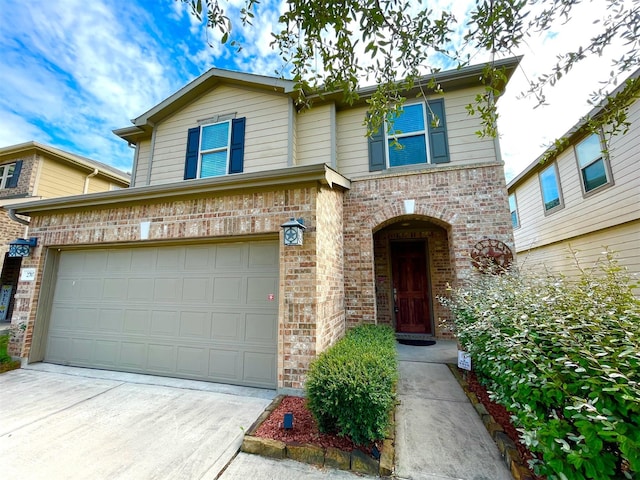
[305,324,398,445]
[0,334,11,364]
[443,253,640,480]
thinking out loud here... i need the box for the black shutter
[6,160,22,188]
[228,117,246,174]
[427,98,450,164]
[184,127,200,180]
[368,118,386,172]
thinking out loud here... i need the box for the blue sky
[0,0,632,180]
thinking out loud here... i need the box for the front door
[391,241,432,334]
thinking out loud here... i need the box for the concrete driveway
[0,364,274,480]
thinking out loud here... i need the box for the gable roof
[507,66,640,190]
[0,141,131,185]
[114,57,522,143]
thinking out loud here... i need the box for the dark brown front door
[391,241,432,334]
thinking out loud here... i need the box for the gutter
[8,208,30,225]
[83,168,99,194]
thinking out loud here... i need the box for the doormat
[398,339,436,346]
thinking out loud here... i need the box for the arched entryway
[373,216,454,338]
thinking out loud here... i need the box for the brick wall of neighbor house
[344,163,515,336]
[12,183,348,390]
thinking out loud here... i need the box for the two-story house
[7,58,519,393]
[507,67,639,287]
[0,142,130,325]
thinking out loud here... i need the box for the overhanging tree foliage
[181,0,640,145]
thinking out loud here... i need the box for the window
[575,133,611,193]
[368,98,450,171]
[539,163,563,213]
[184,117,246,180]
[0,161,21,189]
[509,193,519,228]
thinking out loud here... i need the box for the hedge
[305,324,398,445]
[443,252,640,479]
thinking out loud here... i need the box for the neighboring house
[7,58,519,392]
[0,142,130,324]
[507,68,640,286]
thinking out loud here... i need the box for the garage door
[44,241,279,388]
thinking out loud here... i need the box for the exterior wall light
[8,237,38,257]
[281,218,305,246]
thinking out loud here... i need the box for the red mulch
[254,396,374,453]
[466,371,544,479]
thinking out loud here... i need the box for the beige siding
[149,84,290,185]
[518,219,640,282]
[133,139,152,187]
[296,104,333,166]
[512,99,640,252]
[335,87,498,179]
[85,175,114,194]
[37,157,87,198]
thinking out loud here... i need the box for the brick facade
[10,162,514,390]
[343,163,515,334]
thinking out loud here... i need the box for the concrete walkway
[395,340,512,480]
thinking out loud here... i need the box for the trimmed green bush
[305,324,398,445]
[0,334,11,364]
[443,252,640,480]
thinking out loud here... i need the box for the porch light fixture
[281,218,305,246]
[8,237,37,258]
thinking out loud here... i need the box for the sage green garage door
[45,241,279,388]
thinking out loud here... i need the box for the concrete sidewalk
[395,340,512,480]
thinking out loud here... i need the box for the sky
[0,0,634,180]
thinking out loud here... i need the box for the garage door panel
[177,347,208,376]
[215,244,244,268]
[123,309,150,334]
[97,309,124,332]
[120,342,147,369]
[249,243,278,268]
[75,307,99,331]
[179,311,211,338]
[94,340,119,366]
[103,278,128,300]
[150,310,179,336]
[211,312,242,340]
[128,278,154,301]
[209,349,240,380]
[245,314,277,344]
[156,247,182,270]
[182,277,210,302]
[243,351,276,386]
[107,250,132,272]
[147,344,177,373]
[247,277,277,304]
[45,241,278,388]
[213,277,243,303]
[185,246,213,270]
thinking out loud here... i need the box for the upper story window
[0,161,22,190]
[575,132,612,194]
[368,98,450,171]
[508,193,519,228]
[184,117,246,180]
[539,162,563,214]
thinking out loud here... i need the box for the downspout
[8,209,30,226]
[83,168,99,194]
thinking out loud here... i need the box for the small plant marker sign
[458,351,472,371]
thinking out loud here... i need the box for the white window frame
[509,193,520,229]
[197,119,232,179]
[385,102,431,168]
[538,162,564,215]
[0,163,15,189]
[574,132,613,196]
